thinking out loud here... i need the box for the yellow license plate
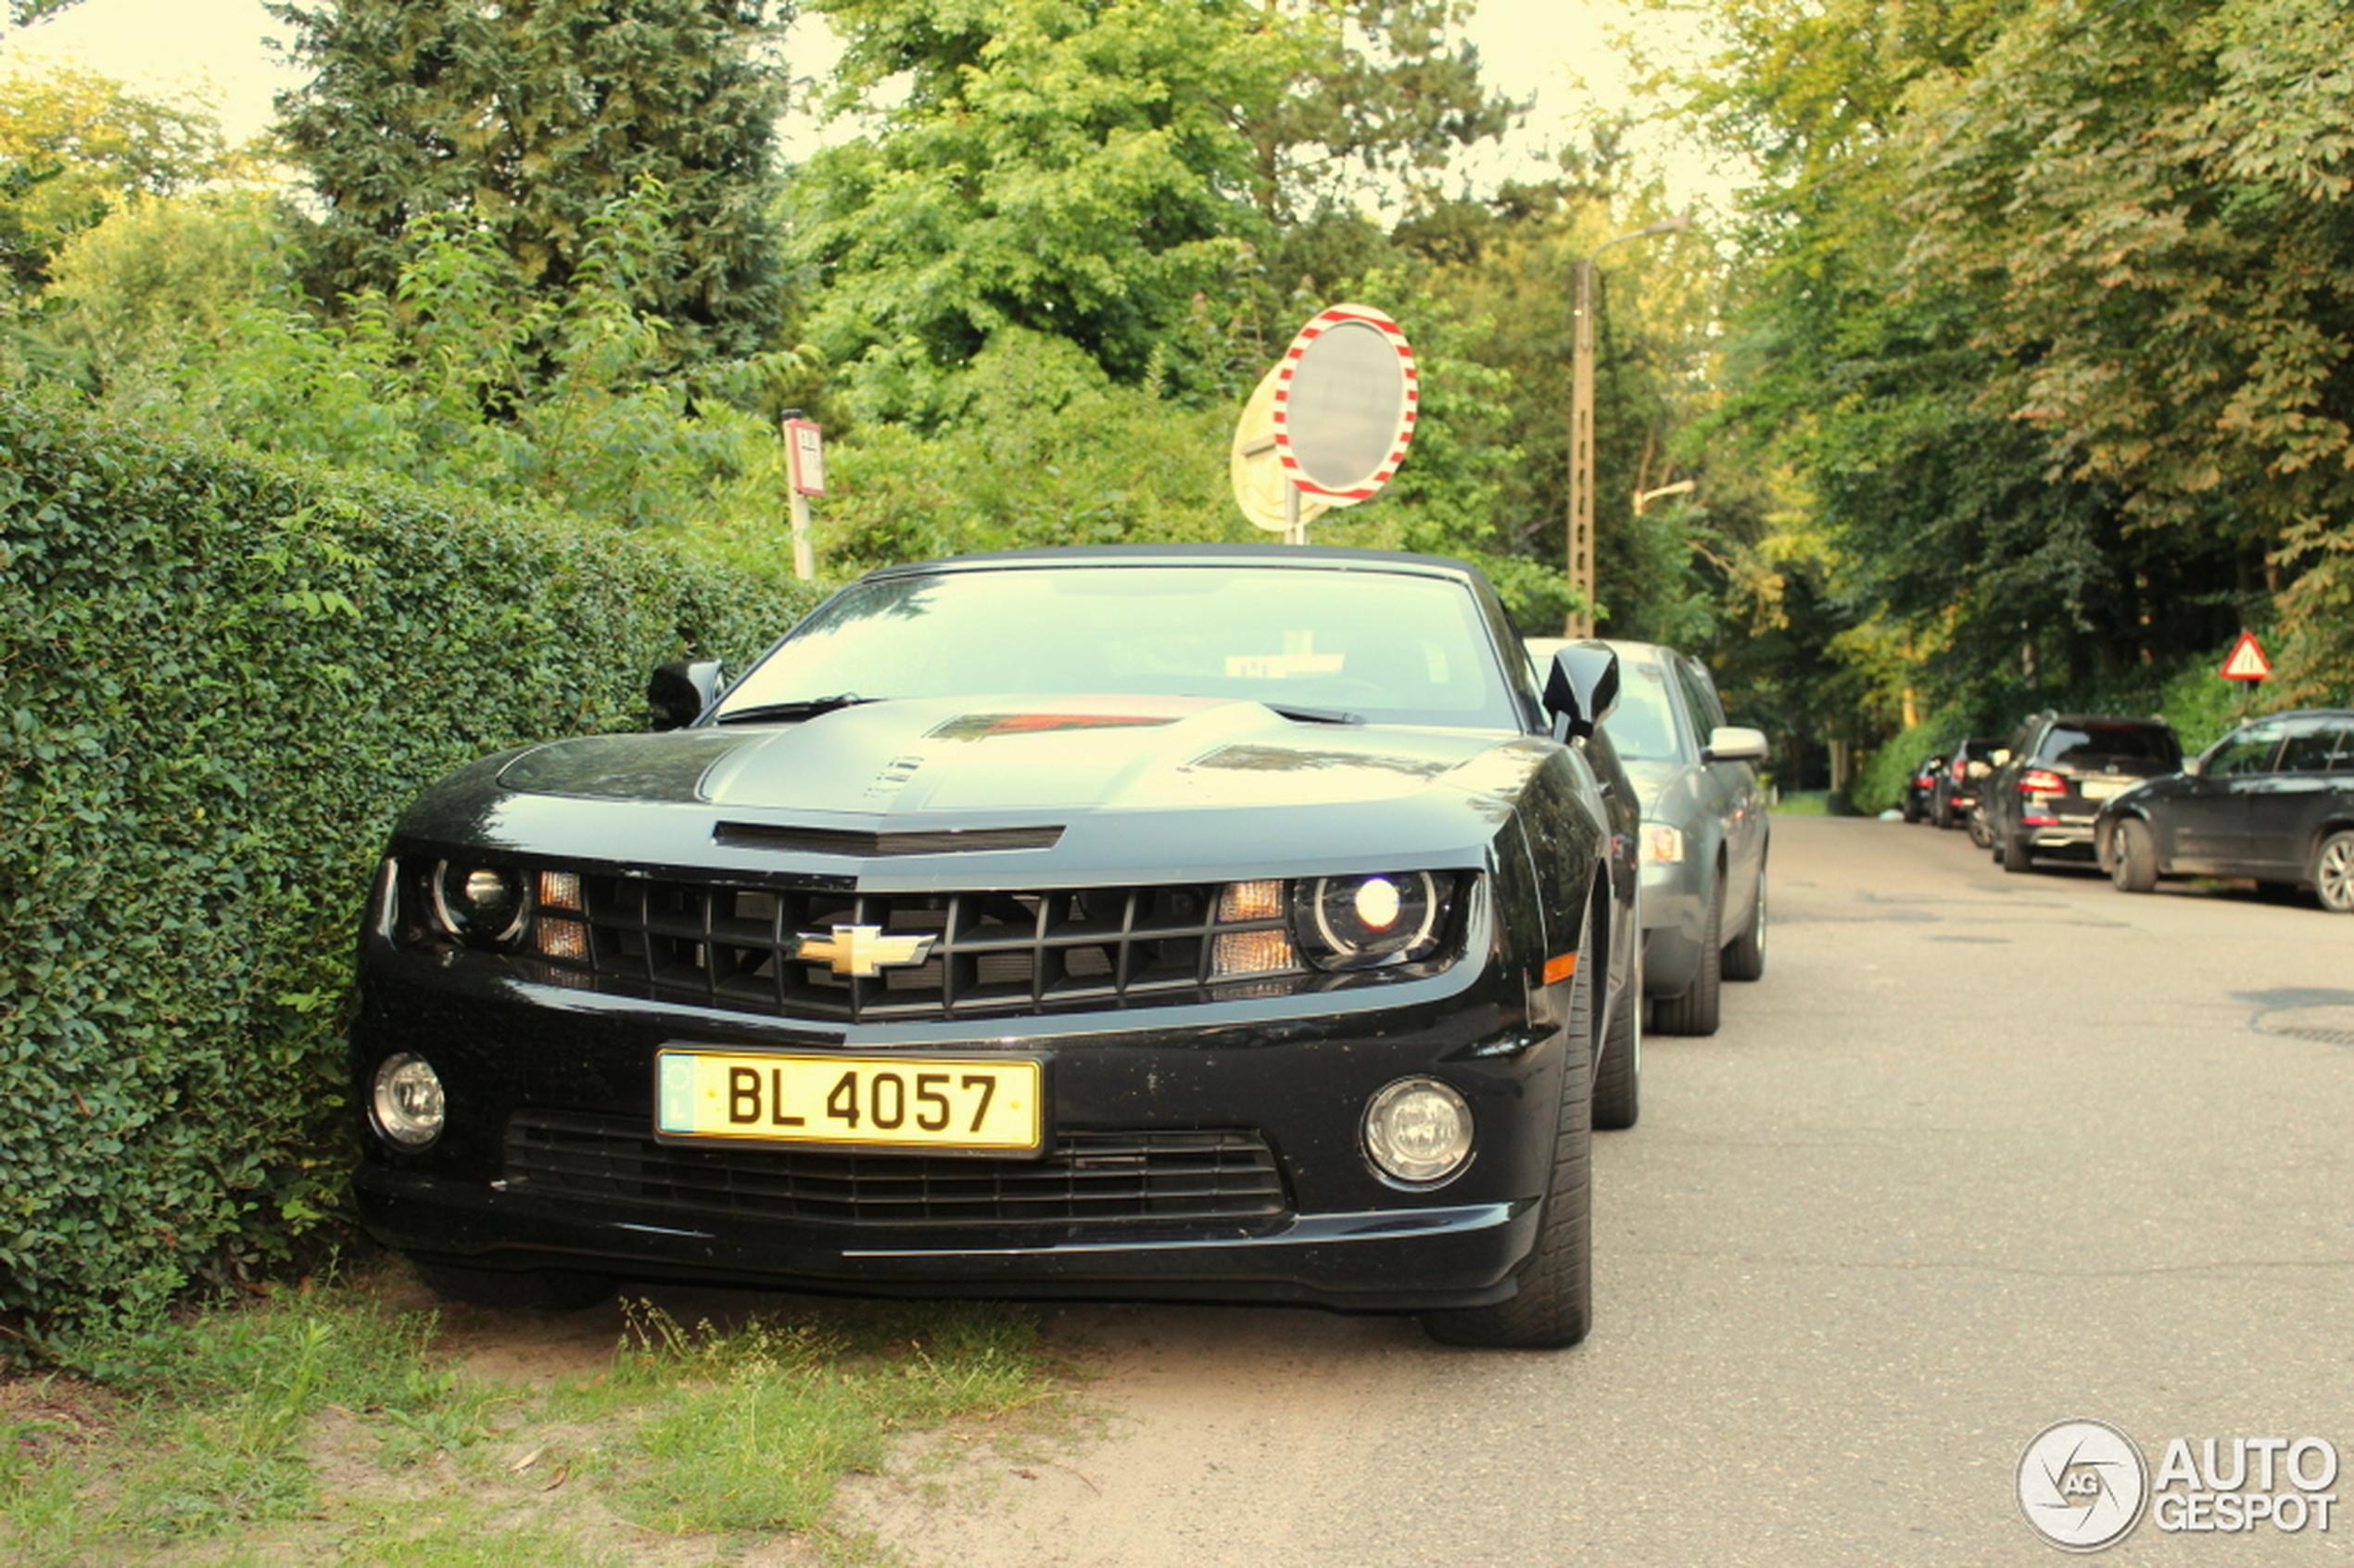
[655,1050,1043,1153]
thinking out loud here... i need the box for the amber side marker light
[1542,952,1581,986]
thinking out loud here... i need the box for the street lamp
[1633,479,1696,514]
[1565,214,1693,638]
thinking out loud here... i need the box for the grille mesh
[567,877,1259,1023]
[504,1111,1289,1230]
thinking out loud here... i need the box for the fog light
[372,1053,447,1147]
[1363,1077,1473,1186]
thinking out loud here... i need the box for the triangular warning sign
[2220,630,2272,681]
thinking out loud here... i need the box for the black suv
[1984,713,2183,874]
[2096,709,2354,911]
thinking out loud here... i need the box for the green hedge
[0,391,819,1348]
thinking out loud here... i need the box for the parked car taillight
[2018,768,2067,794]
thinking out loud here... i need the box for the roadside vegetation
[0,1259,1067,1568]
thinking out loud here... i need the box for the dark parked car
[1903,753,1946,823]
[1532,639,1768,1036]
[1982,713,2183,873]
[355,546,1638,1349]
[1931,737,2004,834]
[2095,709,2354,912]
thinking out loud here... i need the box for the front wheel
[1424,929,1595,1349]
[2314,830,2354,914]
[1592,928,1640,1132]
[2109,817,2158,893]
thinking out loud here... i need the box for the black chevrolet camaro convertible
[352,545,1637,1347]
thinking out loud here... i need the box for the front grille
[566,876,1261,1023]
[504,1111,1290,1231]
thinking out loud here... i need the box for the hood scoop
[715,822,1067,857]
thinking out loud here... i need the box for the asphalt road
[854,812,2354,1567]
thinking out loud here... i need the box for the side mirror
[1702,725,1770,764]
[1543,643,1620,741]
[648,659,725,731]
[2183,754,2204,778]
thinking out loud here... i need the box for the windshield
[1604,661,1688,762]
[715,562,1521,729]
[2042,723,2180,769]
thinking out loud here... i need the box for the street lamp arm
[1585,213,1694,268]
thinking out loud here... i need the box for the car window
[2039,723,2180,769]
[1670,661,1726,736]
[2278,718,2354,774]
[1601,663,1687,761]
[717,563,1520,728]
[2204,722,2287,778]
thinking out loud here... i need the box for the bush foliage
[0,391,816,1348]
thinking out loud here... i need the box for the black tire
[1967,810,1993,850]
[1650,882,1722,1036]
[1722,862,1767,982]
[1424,927,1595,1349]
[412,1258,615,1313]
[2001,831,2034,874]
[2109,817,2158,893]
[1592,925,1640,1132]
[2314,829,2354,914]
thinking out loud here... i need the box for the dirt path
[845,1302,1459,1567]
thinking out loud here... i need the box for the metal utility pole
[1566,215,1693,638]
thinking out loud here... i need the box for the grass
[0,1261,1068,1568]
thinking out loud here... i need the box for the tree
[0,61,239,296]
[267,0,793,361]
[1900,0,2354,700]
[786,0,1518,423]
[1407,163,1728,640]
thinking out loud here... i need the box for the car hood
[393,695,1558,886]
[1617,755,1693,817]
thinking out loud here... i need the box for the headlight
[1363,1077,1474,1185]
[371,1053,447,1147]
[428,861,531,947]
[1639,824,1686,866]
[1294,872,1447,970]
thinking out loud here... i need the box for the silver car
[1530,639,1769,1035]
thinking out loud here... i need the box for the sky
[3,0,1728,206]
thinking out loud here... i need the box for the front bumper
[351,942,1569,1314]
[1638,858,1708,994]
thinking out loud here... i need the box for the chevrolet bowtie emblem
[797,924,939,978]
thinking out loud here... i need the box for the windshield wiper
[1264,702,1364,726]
[714,693,880,725]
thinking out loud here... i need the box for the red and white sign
[783,417,826,497]
[2220,630,2272,681]
[1271,303,1418,506]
